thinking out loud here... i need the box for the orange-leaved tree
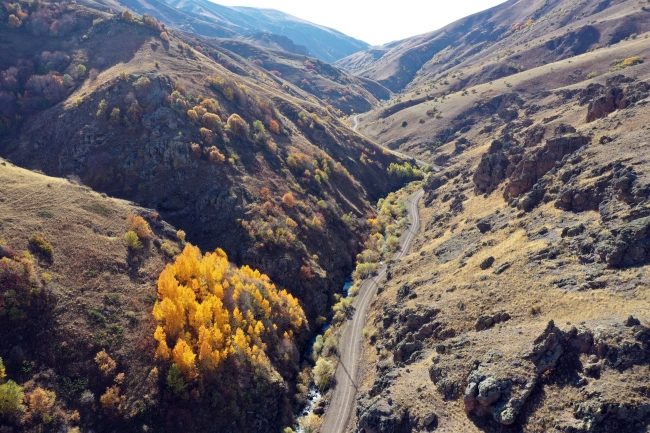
[153,244,306,380]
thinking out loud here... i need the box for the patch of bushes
[126,214,152,239]
[152,244,306,382]
[28,234,53,259]
[611,56,643,71]
[387,162,424,181]
[124,231,142,250]
[227,113,249,137]
[0,253,41,321]
[0,375,24,417]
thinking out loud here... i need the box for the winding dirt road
[320,188,424,433]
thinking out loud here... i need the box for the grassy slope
[0,158,179,431]
[351,17,650,433]
[336,0,650,94]
[359,35,650,161]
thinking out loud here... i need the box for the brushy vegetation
[123,231,142,250]
[611,56,643,71]
[126,214,151,239]
[28,234,53,259]
[387,162,424,181]
[0,247,42,321]
[0,356,80,429]
[297,180,422,430]
[153,244,307,381]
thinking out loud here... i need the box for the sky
[212,0,508,46]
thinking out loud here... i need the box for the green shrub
[166,364,187,396]
[227,114,249,138]
[202,112,222,132]
[386,235,399,251]
[352,262,377,282]
[110,108,121,125]
[121,9,134,22]
[0,380,24,416]
[586,71,598,79]
[160,242,179,257]
[611,56,643,71]
[77,64,87,78]
[124,231,143,250]
[97,99,108,118]
[133,76,151,93]
[311,335,324,361]
[29,234,53,258]
[401,120,408,127]
[387,162,424,181]
[313,357,334,389]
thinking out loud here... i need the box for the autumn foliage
[153,244,306,381]
[127,214,152,239]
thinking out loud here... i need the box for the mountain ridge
[99,0,370,62]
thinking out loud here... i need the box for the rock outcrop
[581,76,650,123]
[428,319,650,428]
[504,133,591,199]
[595,216,650,267]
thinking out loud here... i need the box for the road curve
[351,114,431,167]
[320,189,424,433]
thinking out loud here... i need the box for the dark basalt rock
[595,216,650,267]
[504,133,591,200]
[479,256,495,270]
[581,77,650,122]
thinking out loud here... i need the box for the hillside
[332,2,650,432]
[336,0,650,94]
[0,159,315,432]
[4,0,650,432]
[0,0,410,325]
[0,3,423,431]
[356,34,650,161]
[352,65,650,429]
[80,0,369,62]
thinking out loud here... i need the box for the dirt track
[320,188,424,433]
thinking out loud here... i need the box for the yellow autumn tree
[153,244,306,381]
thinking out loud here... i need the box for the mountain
[82,0,369,62]
[333,1,650,432]
[336,0,650,93]
[0,3,416,431]
[3,0,650,432]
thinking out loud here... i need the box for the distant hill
[91,0,369,62]
[335,0,650,93]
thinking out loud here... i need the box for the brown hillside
[336,0,650,94]
[348,12,650,433]
[358,33,650,163]
[0,159,316,432]
[0,3,408,329]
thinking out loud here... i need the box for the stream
[296,276,353,432]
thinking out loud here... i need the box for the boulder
[472,140,512,194]
[479,256,495,270]
[356,397,410,433]
[463,321,565,425]
[493,262,511,274]
[476,219,492,233]
[475,315,494,331]
[420,412,438,428]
